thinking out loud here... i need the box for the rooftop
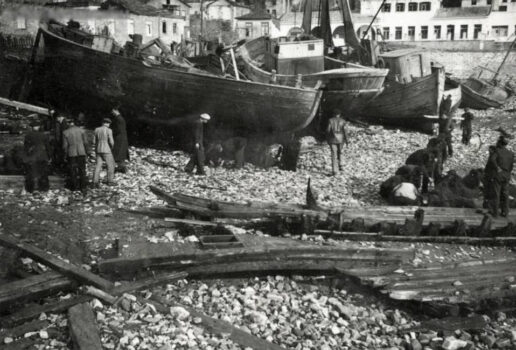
[236,9,273,20]
[100,0,184,17]
[280,10,373,26]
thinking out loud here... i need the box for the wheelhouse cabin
[378,48,432,84]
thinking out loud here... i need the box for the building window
[421,26,428,39]
[173,23,177,34]
[127,19,135,35]
[434,25,441,39]
[460,25,467,39]
[162,21,167,34]
[498,5,507,10]
[447,25,455,40]
[487,0,492,4]
[245,22,252,37]
[492,25,508,37]
[107,20,115,37]
[471,0,477,4]
[395,26,402,39]
[395,3,405,11]
[382,3,391,11]
[166,0,170,4]
[419,2,431,10]
[383,27,390,40]
[146,22,152,36]
[474,24,482,39]
[16,17,26,29]
[408,26,415,40]
[261,22,269,36]
[408,2,418,11]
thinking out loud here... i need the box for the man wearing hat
[438,94,454,158]
[185,113,210,175]
[485,136,515,217]
[326,109,348,176]
[93,118,116,186]
[23,120,51,192]
[62,118,89,193]
[460,108,474,145]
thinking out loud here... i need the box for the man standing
[326,109,348,176]
[438,95,454,158]
[93,118,116,187]
[23,120,51,193]
[52,111,68,171]
[486,137,514,217]
[185,113,210,175]
[62,118,89,193]
[460,108,474,145]
[111,107,129,173]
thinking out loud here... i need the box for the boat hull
[362,69,462,133]
[460,77,508,109]
[238,37,387,117]
[31,27,322,138]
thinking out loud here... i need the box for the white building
[235,9,282,39]
[278,0,516,50]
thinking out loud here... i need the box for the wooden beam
[410,315,487,332]
[113,271,188,295]
[0,176,64,191]
[164,218,218,227]
[0,234,114,291]
[0,295,92,328]
[68,303,102,350]
[314,230,516,246]
[0,320,50,342]
[149,295,287,350]
[0,97,50,116]
[0,272,75,313]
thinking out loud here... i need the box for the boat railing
[474,66,514,87]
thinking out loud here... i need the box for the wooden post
[295,74,302,88]
[230,48,239,80]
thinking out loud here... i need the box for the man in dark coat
[438,94,454,158]
[111,107,129,173]
[406,148,436,193]
[326,109,348,176]
[23,120,51,192]
[52,111,68,172]
[185,113,210,175]
[460,108,474,145]
[62,119,89,193]
[485,137,514,217]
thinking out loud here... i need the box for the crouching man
[388,182,423,206]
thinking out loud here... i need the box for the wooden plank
[68,303,102,350]
[314,230,516,245]
[148,295,287,350]
[164,218,218,227]
[0,272,75,312]
[0,295,92,328]
[0,320,50,342]
[0,97,50,116]
[0,234,114,291]
[112,271,188,295]
[0,176,64,190]
[99,245,414,276]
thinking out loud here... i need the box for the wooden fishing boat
[238,36,388,117]
[361,49,462,133]
[460,66,512,109]
[29,22,323,138]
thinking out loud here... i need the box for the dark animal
[427,171,482,208]
[395,164,426,189]
[461,168,484,189]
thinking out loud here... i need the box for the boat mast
[493,36,516,82]
[361,0,387,40]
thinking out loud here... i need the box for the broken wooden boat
[460,66,513,109]
[361,49,462,133]
[30,22,323,137]
[238,36,388,116]
[459,37,515,109]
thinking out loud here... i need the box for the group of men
[23,107,129,194]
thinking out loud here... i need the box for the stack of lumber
[148,186,516,241]
[340,257,516,308]
[98,234,415,278]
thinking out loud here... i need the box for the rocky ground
[1,59,516,349]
